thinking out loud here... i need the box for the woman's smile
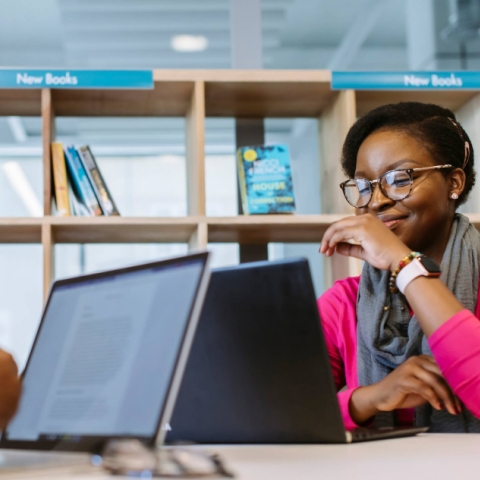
[377,214,409,230]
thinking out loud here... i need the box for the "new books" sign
[332,71,480,90]
[0,70,153,89]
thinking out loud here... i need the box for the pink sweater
[317,276,480,430]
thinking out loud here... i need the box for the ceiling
[0,0,409,69]
[0,0,413,154]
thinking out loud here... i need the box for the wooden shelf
[50,70,334,118]
[153,69,331,83]
[0,89,41,116]
[2,69,479,295]
[355,90,479,117]
[0,214,354,245]
[202,70,333,117]
[0,218,42,243]
[2,213,480,246]
[207,215,349,243]
[48,217,201,243]
[52,82,195,117]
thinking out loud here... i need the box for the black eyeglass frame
[339,164,454,208]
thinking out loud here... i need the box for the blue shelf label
[0,69,153,89]
[332,71,480,90]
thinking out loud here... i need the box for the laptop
[0,251,210,463]
[167,258,426,444]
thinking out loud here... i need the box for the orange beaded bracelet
[389,252,422,293]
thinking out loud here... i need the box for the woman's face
[355,128,461,259]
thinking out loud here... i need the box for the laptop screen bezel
[0,251,210,453]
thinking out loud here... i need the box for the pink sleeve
[428,309,480,418]
[337,388,362,430]
[318,277,363,430]
[317,290,346,391]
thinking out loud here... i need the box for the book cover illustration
[237,144,295,214]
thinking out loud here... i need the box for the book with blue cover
[64,145,102,216]
[237,144,295,214]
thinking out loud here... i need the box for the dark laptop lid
[167,258,347,444]
[2,252,210,453]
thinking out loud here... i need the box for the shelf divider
[186,80,206,217]
[320,90,362,284]
[42,222,54,301]
[189,222,208,251]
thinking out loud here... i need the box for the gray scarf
[357,213,480,432]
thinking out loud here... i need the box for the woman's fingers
[403,377,442,410]
[412,366,458,415]
[321,227,364,257]
[320,217,363,253]
[325,230,357,251]
[416,356,462,413]
[335,242,366,260]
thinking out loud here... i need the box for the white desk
[0,434,479,480]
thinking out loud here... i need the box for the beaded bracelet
[389,252,422,293]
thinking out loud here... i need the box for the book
[51,142,71,216]
[237,144,295,214]
[64,145,102,216]
[66,169,91,217]
[76,145,120,216]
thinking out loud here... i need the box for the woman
[318,102,480,432]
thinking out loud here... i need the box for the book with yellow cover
[51,142,70,216]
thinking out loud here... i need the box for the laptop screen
[5,255,207,443]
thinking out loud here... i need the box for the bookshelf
[4,69,480,299]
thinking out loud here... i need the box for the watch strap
[396,257,430,294]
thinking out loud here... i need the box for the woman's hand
[320,213,411,271]
[0,349,21,429]
[349,355,462,425]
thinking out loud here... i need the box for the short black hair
[341,102,476,206]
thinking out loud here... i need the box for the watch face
[419,256,442,274]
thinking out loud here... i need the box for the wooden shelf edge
[0,214,480,244]
[47,216,202,243]
[2,212,480,226]
[0,217,43,243]
[206,214,351,225]
[207,214,351,244]
[153,69,332,83]
[46,216,203,226]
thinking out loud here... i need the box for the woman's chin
[392,224,411,246]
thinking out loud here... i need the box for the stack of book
[51,143,120,216]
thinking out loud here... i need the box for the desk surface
[0,434,478,480]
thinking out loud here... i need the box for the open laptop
[167,258,426,444]
[0,252,210,467]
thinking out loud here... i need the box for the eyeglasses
[98,439,235,478]
[340,164,453,208]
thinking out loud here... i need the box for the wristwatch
[396,255,442,294]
